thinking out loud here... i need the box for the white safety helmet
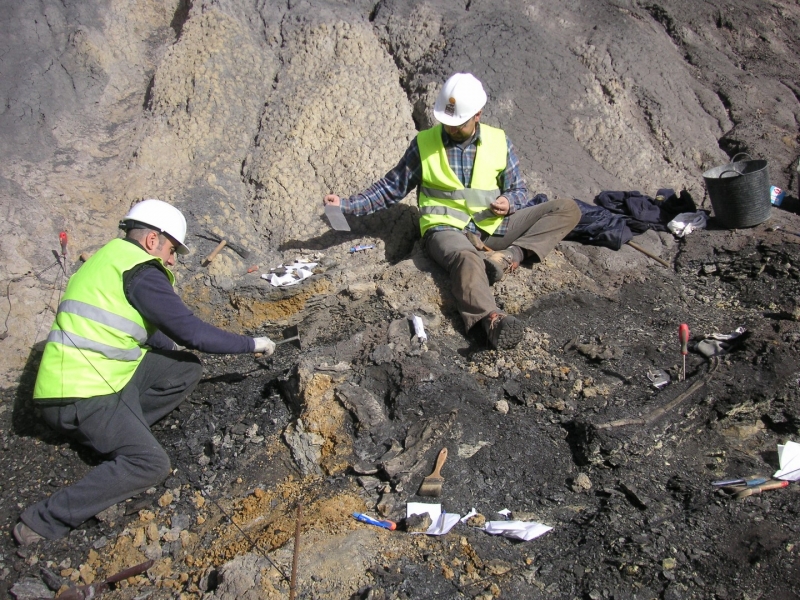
[121,199,190,254]
[433,73,488,126]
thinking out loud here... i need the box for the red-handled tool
[59,231,68,257]
[678,323,689,381]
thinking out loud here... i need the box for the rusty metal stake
[289,504,302,600]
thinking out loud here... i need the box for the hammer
[203,240,227,266]
[203,230,252,259]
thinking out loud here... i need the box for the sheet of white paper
[407,502,440,521]
[774,440,800,480]
[497,508,512,518]
[406,503,460,535]
[426,512,460,536]
[484,520,553,541]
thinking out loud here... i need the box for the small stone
[495,399,509,414]
[95,503,123,524]
[132,528,146,547]
[158,492,174,507]
[572,473,592,492]
[143,541,163,560]
[146,522,160,541]
[92,536,108,550]
[376,494,394,517]
[662,557,677,570]
[404,513,432,533]
[163,528,181,542]
[138,510,155,522]
[484,559,512,576]
[467,514,486,527]
[9,578,54,599]
[171,513,192,531]
[79,564,95,584]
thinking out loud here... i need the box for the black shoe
[484,312,523,350]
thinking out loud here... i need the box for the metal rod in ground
[289,504,302,600]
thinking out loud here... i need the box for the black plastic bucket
[702,153,771,228]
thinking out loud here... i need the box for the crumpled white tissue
[263,262,317,287]
[668,212,708,237]
[484,520,553,541]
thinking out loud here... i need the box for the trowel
[275,324,302,349]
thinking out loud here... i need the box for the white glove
[253,336,276,356]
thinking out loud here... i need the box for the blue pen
[712,477,768,488]
[352,512,396,530]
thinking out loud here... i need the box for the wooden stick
[203,240,227,266]
[627,241,671,268]
[289,504,302,600]
[596,375,710,429]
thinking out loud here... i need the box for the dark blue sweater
[122,242,254,354]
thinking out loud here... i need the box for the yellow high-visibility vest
[417,123,508,236]
[34,238,174,401]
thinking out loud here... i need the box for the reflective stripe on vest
[417,123,508,236]
[46,330,143,361]
[58,300,149,343]
[34,238,173,401]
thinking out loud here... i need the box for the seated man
[324,73,580,349]
[14,199,275,545]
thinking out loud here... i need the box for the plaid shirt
[340,124,529,237]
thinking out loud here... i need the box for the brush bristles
[418,478,443,496]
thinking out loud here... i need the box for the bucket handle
[718,167,741,179]
[730,152,753,163]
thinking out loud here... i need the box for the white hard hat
[121,199,190,254]
[433,73,488,126]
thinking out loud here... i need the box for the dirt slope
[2,0,800,598]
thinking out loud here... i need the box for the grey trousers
[22,349,203,539]
[424,198,581,331]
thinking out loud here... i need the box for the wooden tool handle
[203,240,227,265]
[735,480,788,499]
[627,241,671,268]
[756,480,789,492]
[430,448,448,478]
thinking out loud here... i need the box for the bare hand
[490,196,510,216]
[323,194,341,207]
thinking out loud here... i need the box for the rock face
[1,0,799,390]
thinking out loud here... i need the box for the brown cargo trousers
[424,197,581,331]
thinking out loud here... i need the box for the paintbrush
[418,447,448,497]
